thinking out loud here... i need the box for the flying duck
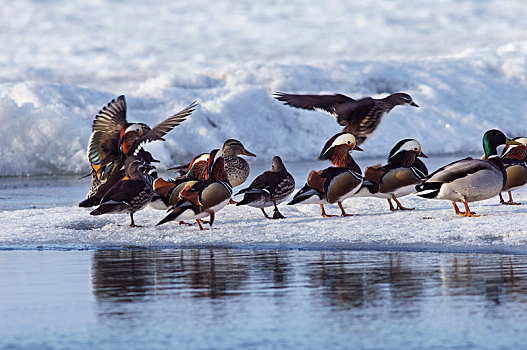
[79,95,197,207]
[235,156,295,219]
[288,132,363,217]
[90,155,155,227]
[499,137,527,205]
[354,139,428,211]
[273,91,418,145]
[415,129,520,217]
[157,150,233,230]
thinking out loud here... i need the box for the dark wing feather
[146,101,198,140]
[273,92,355,116]
[91,95,128,134]
[87,96,128,167]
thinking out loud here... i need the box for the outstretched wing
[273,92,355,118]
[87,95,129,171]
[145,101,198,141]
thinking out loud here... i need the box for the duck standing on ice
[415,129,520,217]
[235,156,295,219]
[157,149,232,230]
[90,155,155,227]
[288,132,363,217]
[498,137,527,205]
[354,139,428,211]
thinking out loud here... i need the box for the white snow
[0,0,526,251]
[1,186,526,253]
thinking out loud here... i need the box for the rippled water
[1,249,527,349]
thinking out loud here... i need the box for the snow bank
[0,0,526,176]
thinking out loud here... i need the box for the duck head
[319,132,363,167]
[124,155,156,180]
[388,139,427,167]
[222,139,256,157]
[271,156,287,173]
[385,92,419,107]
[483,129,521,158]
[389,139,427,158]
[119,122,156,157]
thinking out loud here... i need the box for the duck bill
[353,145,364,151]
[418,152,428,158]
[242,150,257,157]
[506,138,522,146]
[410,102,419,107]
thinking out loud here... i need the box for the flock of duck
[79,92,527,230]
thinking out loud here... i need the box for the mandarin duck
[79,95,197,207]
[235,156,295,219]
[157,149,233,230]
[274,91,418,144]
[415,129,520,217]
[288,132,363,217]
[354,139,428,211]
[498,137,527,205]
[89,155,155,227]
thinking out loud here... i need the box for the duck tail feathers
[415,182,442,199]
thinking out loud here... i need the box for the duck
[273,91,418,145]
[287,132,363,217]
[415,129,520,217]
[221,139,256,187]
[90,155,155,227]
[354,139,428,211]
[148,152,211,211]
[79,95,197,207]
[235,156,295,219]
[167,139,255,189]
[157,149,233,230]
[498,137,527,205]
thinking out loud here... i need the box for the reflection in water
[439,255,527,305]
[306,252,427,312]
[91,249,527,318]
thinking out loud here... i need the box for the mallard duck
[288,132,363,217]
[415,129,520,217]
[354,139,428,211]
[90,155,155,227]
[157,149,232,230]
[499,137,527,205]
[235,156,295,219]
[274,91,418,144]
[80,95,197,207]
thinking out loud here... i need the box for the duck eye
[347,141,351,144]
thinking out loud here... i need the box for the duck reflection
[92,249,254,302]
[307,252,426,311]
[439,255,527,305]
[91,248,527,314]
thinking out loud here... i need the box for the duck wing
[88,96,128,169]
[426,158,492,183]
[273,92,355,118]
[142,101,198,141]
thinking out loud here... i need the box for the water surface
[1,249,526,349]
